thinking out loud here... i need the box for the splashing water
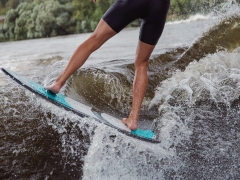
[1,1,240,179]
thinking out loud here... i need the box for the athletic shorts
[103,0,170,45]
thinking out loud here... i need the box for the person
[45,0,170,130]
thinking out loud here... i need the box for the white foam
[150,50,240,145]
[82,126,174,180]
[167,14,212,25]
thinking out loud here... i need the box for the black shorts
[103,0,170,45]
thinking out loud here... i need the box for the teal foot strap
[30,81,72,109]
[131,129,156,140]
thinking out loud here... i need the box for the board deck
[1,68,160,144]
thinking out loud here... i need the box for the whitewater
[0,1,240,179]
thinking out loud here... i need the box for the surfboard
[1,68,160,144]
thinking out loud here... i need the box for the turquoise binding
[30,81,72,109]
[93,111,156,139]
[131,129,156,139]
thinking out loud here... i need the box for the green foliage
[32,1,74,38]
[0,0,8,7]
[73,0,94,21]
[72,0,115,32]
[0,1,8,15]
[6,0,19,9]
[1,0,74,41]
[0,0,231,42]
[168,0,227,20]
[3,8,18,39]
[93,0,115,20]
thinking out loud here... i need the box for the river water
[1,1,240,179]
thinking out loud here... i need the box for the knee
[134,59,149,70]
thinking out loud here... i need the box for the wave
[64,12,240,120]
[167,14,212,25]
[1,1,240,179]
[77,13,240,178]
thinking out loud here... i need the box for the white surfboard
[1,68,159,144]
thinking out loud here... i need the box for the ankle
[129,112,139,122]
[55,79,65,87]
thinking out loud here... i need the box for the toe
[45,86,58,94]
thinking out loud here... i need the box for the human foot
[121,117,138,130]
[45,81,62,94]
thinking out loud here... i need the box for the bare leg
[122,41,155,130]
[45,19,117,93]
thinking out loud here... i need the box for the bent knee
[134,62,149,72]
[134,58,149,68]
[87,31,114,52]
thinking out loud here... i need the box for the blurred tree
[0,0,8,7]
[32,1,74,37]
[0,1,3,9]
[72,0,95,22]
[2,0,74,40]
[6,0,19,9]
[0,0,231,42]
[168,0,227,19]
[3,8,18,39]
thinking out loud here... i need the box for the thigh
[140,0,170,45]
[103,0,149,33]
[89,19,117,50]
